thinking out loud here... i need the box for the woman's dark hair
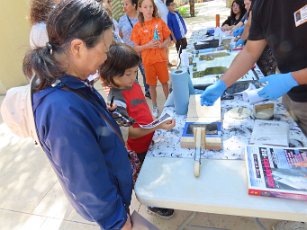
[230,0,246,20]
[99,44,140,88]
[222,0,246,26]
[131,0,138,10]
[23,0,113,90]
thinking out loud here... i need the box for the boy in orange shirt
[131,0,171,118]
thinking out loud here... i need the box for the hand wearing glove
[235,38,245,47]
[258,73,298,100]
[233,26,244,37]
[200,80,227,106]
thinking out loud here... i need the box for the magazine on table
[245,145,307,201]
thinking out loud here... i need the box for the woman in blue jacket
[22,0,133,229]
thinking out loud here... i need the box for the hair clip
[46,42,53,55]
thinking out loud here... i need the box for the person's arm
[128,119,175,139]
[170,31,176,43]
[159,36,171,49]
[221,39,267,87]
[133,40,160,52]
[118,16,124,38]
[121,215,132,230]
[167,15,176,43]
[232,21,243,32]
[221,24,231,31]
[240,12,252,41]
[222,17,230,27]
[200,39,267,106]
[221,17,233,31]
[257,67,307,100]
[292,68,307,85]
[131,25,158,52]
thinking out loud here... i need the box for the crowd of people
[23,0,307,229]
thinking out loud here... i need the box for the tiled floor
[0,0,285,229]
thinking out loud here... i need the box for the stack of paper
[249,120,289,147]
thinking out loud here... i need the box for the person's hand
[121,215,132,230]
[221,25,229,31]
[233,26,244,37]
[147,39,160,49]
[235,38,245,47]
[157,119,176,130]
[200,80,227,106]
[293,161,307,168]
[107,102,117,112]
[258,73,298,100]
[111,107,136,127]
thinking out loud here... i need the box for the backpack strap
[127,15,134,28]
[29,76,44,148]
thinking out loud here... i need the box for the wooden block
[181,136,222,149]
[193,127,206,149]
[180,122,222,150]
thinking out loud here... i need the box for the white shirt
[154,0,168,24]
[29,22,48,49]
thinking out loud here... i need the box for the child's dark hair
[23,0,113,90]
[99,44,140,88]
[166,0,174,7]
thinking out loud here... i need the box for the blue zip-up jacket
[32,76,133,229]
[167,11,187,40]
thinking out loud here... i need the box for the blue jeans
[137,63,149,94]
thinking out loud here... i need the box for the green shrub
[177,5,198,17]
[178,6,189,17]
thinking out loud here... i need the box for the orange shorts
[143,61,169,86]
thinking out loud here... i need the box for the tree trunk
[189,0,195,17]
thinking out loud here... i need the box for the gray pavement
[0,0,280,229]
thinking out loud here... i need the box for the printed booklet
[138,113,173,129]
[245,145,307,201]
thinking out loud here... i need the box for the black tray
[194,39,219,50]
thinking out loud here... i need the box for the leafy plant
[177,5,198,17]
[178,6,190,17]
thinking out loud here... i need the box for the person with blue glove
[258,73,298,100]
[233,26,244,37]
[200,80,226,106]
[230,0,252,35]
[200,0,307,143]
[235,38,245,47]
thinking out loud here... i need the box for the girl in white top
[29,0,60,49]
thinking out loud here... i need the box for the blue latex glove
[258,73,298,100]
[235,38,245,47]
[200,80,227,106]
[233,26,244,37]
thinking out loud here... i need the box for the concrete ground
[0,0,282,229]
